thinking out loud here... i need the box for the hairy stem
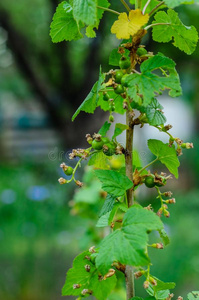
[120,0,131,12]
[97,6,120,15]
[125,109,135,299]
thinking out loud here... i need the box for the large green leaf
[95,170,133,196]
[126,53,182,106]
[50,1,82,43]
[148,139,180,178]
[96,205,163,273]
[72,68,105,120]
[73,0,97,26]
[152,9,198,55]
[62,251,116,299]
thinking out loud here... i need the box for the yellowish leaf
[111,9,149,40]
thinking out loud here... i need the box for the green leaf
[95,170,133,197]
[109,48,130,66]
[187,291,199,300]
[126,53,182,106]
[159,229,170,246]
[164,0,194,8]
[62,251,116,299]
[98,91,126,114]
[147,277,175,299]
[112,123,129,140]
[88,152,110,169]
[72,69,105,121]
[73,0,97,26]
[152,9,198,55]
[148,139,180,178]
[86,0,110,38]
[99,194,116,217]
[50,1,82,43]
[98,121,111,136]
[96,211,111,227]
[145,98,166,126]
[96,205,163,273]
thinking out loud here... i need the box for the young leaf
[126,53,182,106]
[145,98,166,126]
[98,121,111,136]
[50,1,82,43]
[86,0,111,38]
[96,205,163,273]
[72,69,105,121]
[98,91,126,114]
[99,194,116,217]
[111,10,149,40]
[88,152,110,169]
[187,291,199,300]
[62,251,117,299]
[96,211,111,227]
[95,170,133,196]
[152,9,198,55]
[159,229,170,246]
[109,48,130,66]
[146,277,175,299]
[73,0,97,26]
[148,139,180,178]
[112,123,129,140]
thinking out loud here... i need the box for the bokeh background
[0,1,199,299]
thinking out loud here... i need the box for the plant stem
[149,1,165,16]
[125,109,135,299]
[145,22,170,30]
[120,0,131,12]
[125,110,134,208]
[142,0,152,15]
[97,6,120,15]
[125,265,135,299]
[138,157,159,174]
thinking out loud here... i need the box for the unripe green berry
[121,74,129,87]
[145,175,155,188]
[115,70,124,83]
[115,84,124,95]
[92,139,104,150]
[136,47,148,56]
[119,57,131,69]
[65,166,73,176]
